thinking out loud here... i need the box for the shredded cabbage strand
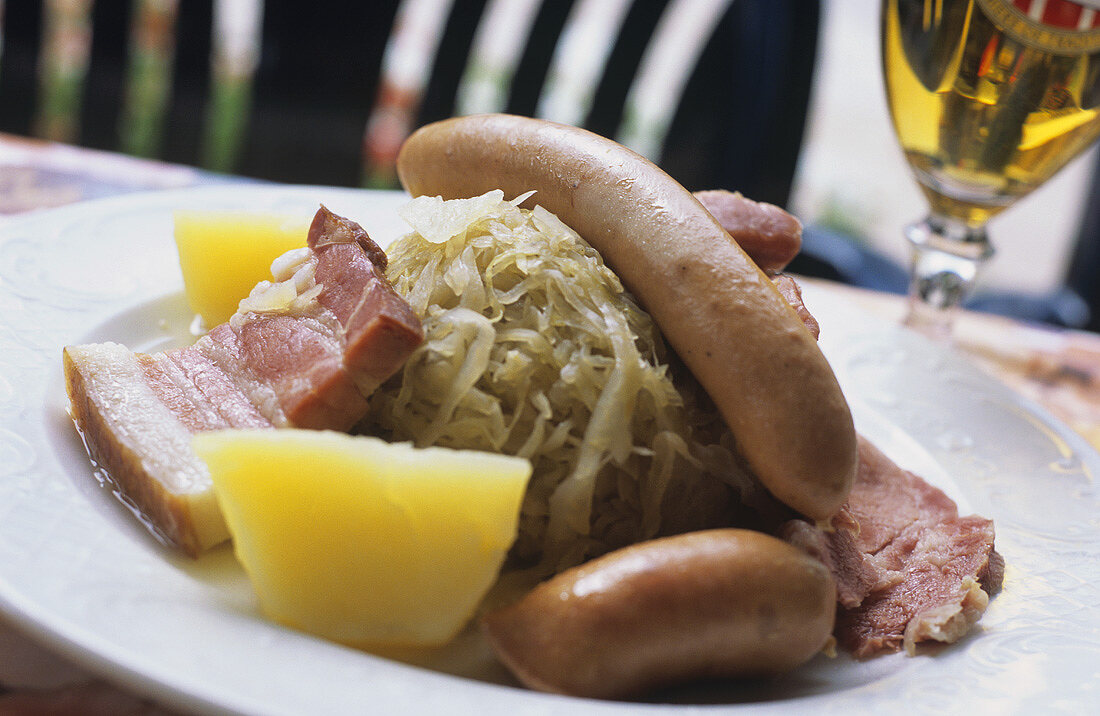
[362,190,754,573]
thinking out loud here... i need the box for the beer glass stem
[903,213,994,341]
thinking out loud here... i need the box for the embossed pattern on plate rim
[0,185,1098,714]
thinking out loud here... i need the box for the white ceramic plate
[1,186,1098,714]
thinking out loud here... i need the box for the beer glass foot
[903,215,993,341]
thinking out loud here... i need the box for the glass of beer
[881,0,1100,338]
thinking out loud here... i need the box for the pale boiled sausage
[396,114,856,520]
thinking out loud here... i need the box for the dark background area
[0,0,818,207]
[3,0,1097,328]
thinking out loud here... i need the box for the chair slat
[34,0,93,144]
[536,0,633,127]
[201,0,264,171]
[363,0,457,187]
[118,0,179,158]
[616,0,734,160]
[454,0,542,117]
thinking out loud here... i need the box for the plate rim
[1,184,1098,714]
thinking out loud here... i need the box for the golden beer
[883,0,1100,227]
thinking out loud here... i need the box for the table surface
[3,131,1100,712]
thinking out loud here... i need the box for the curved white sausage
[396,114,856,519]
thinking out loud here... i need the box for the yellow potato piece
[174,211,310,328]
[193,429,532,648]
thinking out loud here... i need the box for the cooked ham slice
[780,511,877,609]
[772,274,820,340]
[783,437,1003,657]
[64,207,423,556]
[694,189,801,275]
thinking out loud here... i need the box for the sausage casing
[481,528,837,699]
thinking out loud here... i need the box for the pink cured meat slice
[693,189,802,275]
[783,437,1004,656]
[200,206,424,431]
[293,205,424,427]
[781,514,878,610]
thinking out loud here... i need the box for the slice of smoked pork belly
[64,207,423,556]
[782,437,1003,657]
[65,342,233,555]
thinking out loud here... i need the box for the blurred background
[1,0,1098,328]
[794,0,1100,328]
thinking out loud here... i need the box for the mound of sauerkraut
[361,191,758,573]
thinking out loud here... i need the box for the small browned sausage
[482,529,837,700]
[694,190,802,275]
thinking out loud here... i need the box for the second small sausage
[481,528,837,700]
